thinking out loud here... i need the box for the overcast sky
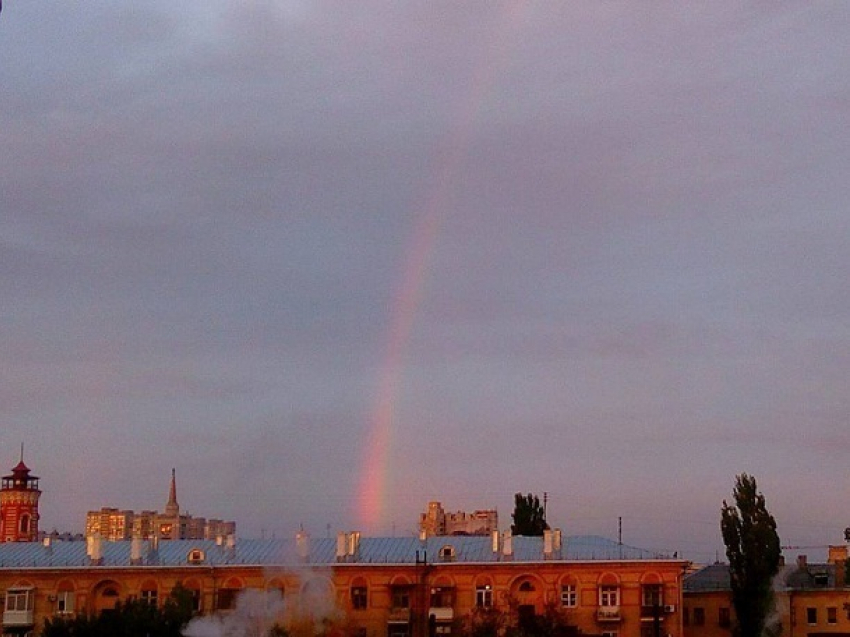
[2,2,849,563]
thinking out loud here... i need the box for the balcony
[3,609,35,627]
[429,607,454,622]
[388,608,411,623]
[597,607,621,622]
[641,606,664,622]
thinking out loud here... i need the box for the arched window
[475,578,493,608]
[519,581,535,592]
[350,577,368,610]
[19,514,30,535]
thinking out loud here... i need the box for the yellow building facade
[1,532,687,637]
[684,550,850,637]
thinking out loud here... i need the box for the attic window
[187,549,205,564]
[440,545,456,561]
[814,573,829,587]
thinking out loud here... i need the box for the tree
[511,493,549,536]
[720,473,782,637]
[41,584,196,637]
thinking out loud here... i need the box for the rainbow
[355,4,529,533]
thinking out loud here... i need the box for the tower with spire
[0,446,41,542]
[164,468,179,518]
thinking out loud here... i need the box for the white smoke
[182,589,285,637]
[181,567,344,637]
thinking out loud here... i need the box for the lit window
[476,585,493,608]
[560,584,577,608]
[351,586,368,610]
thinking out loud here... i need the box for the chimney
[43,536,53,555]
[502,530,513,559]
[491,530,500,553]
[797,555,808,570]
[88,533,103,565]
[347,531,360,558]
[336,532,348,561]
[296,530,310,562]
[419,528,427,542]
[544,529,554,558]
[130,536,143,565]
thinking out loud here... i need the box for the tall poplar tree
[511,492,549,536]
[720,474,782,637]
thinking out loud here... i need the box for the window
[599,585,619,607]
[187,549,205,564]
[5,588,34,612]
[719,607,731,628]
[519,581,535,592]
[391,587,410,609]
[642,584,662,608]
[430,587,454,608]
[141,588,158,607]
[807,608,817,625]
[560,584,577,608]
[440,545,456,561]
[693,607,705,626]
[351,586,368,610]
[601,632,618,637]
[476,585,493,608]
[20,514,30,535]
[218,589,239,611]
[57,591,75,615]
[828,607,838,624]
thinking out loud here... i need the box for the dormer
[187,548,206,565]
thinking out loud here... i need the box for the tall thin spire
[165,468,179,517]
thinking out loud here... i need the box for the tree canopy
[40,584,196,637]
[511,492,549,536]
[720,473,782,637]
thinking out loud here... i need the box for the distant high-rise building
[0,450,41,543]
[419,500,498,537]
[86,469,235,541]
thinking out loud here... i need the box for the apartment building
[684,547,850,637]
[0,531,687,637]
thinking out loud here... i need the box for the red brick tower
[0,450,41,542]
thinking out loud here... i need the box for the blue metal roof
[0,535,675,569]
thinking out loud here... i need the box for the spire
[165,468,179,517]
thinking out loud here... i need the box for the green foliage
[461,596,577,637]
[511,493,549,537]
[40,584,196,637]
[462,606,508,637]
[720,473,782,637]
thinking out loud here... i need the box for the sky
[1,2,849,564]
